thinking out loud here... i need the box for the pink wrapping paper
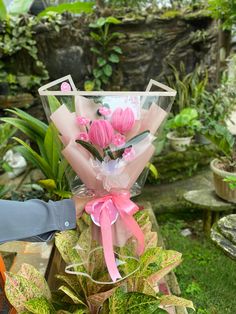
[50,95,169,282]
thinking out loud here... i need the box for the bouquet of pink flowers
[39,75,176,282]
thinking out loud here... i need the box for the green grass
[159,216,236,314]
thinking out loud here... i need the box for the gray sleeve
[0,199,76,243]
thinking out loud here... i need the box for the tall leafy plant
[5,210,194,313]
[165,62,208,114]
[1,101,70,199]
[85,16,123,91]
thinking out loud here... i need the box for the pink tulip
[111,107,135,134]
[88,120,114,149]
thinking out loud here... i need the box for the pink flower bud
[111,107,135,134]
[77,132,89,142]
[112,133,126,147]
[99,106,111,116]
[76,116,90,126]
[88,120,114,149]
[122,147,136,161]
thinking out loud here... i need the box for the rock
[43,46,86,83]
[181,228,192,237]
[211,214,236,259]
[137,169,214,214]
[216,215,236,245]
[7,9,218,91]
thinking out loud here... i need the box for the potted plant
[204,122,236,202]
[166,107,201,152]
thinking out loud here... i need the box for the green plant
[0,13,62,94]
[223,175,236,190]
[0,185,9,198]
[185,282,202,296]
[198,83,236,126]
[38,1,94,17]
[165,62,208,114]
[208,0,236,30]
[1,104,70,199]
[0,0,35,20]
[0,123,16,173]
[166,107,201,137]
[201,121,234,157]
[85,16,123,91]
[5,210,194,313]
[201,120,236,172]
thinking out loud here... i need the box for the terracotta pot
[167,132,192,152]
[210,158,236,203]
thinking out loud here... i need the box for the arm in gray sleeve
[0,199,76,243]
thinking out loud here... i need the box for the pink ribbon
[85,191,145,282]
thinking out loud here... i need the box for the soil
[214,158,236,173]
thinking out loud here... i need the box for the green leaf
[159,295,195,310]
[147,250,182,286]
[0,0,7,20]
[5,272,43,313]
[47,95,61,113]
[90,32,101,42]
[54,190,72,198]
[147,163,158,179]
[109,288,164,314]
[44,124,61,177]
[90,47,101,55]
[8,0,34,15]
[56,274,85,298]
[38,2,94,17]
[105,16,122,25]
[5,108,48,138]
[93,68,103,78]
[181,107,198,119]
[13,137,55,179]
[55,230,81,264]
[38,179,57,191]
[89,17,106,28]
[24,297,56,314]
[112,46,122,54]
[59,286,87,306]
[108,54,119,63]
[137,247,163,278]
[103,64,112,77]
[18,264,51,300]
[76,139,103,162]
[126,130,150,146]
[57,158,69,184]
[101,76,109,84]
[1,117,39,141]
[97,57,107,67]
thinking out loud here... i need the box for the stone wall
[28,10,219,90]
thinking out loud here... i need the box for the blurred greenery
[160,217,236,314]
[208,0,236,30]
[1,106,71,199]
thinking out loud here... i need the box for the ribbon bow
[85,191,145,282]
